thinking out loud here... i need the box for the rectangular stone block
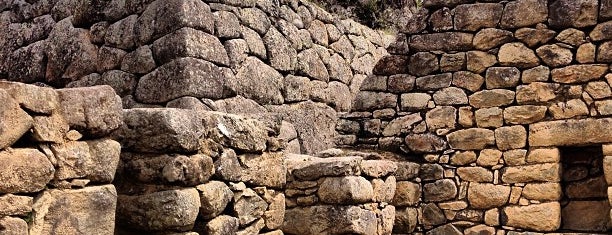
[529,118,612,146]
[503,202,560,231]
[282,205,377,235]
[0,194,32,216]
[604,156,612,185]
[287,155,362,181]
[0,149,54,194]
[30,185,117,235]
[58,85,123,137]
[501,163,561,183]
[409,32,473,52]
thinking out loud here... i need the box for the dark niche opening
[560,146,611,233]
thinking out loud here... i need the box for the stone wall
[338,0,612,234]
[0,82,122,234]
[0,0,393,154]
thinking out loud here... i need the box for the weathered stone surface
[361,160,397,178]
[453,71,484,92]
[118,188,200,231]
[597,41,612,63]
[522,65,550,83]
[457,167,493,182]
[233,188,268,226]
[486,67,520,89]
[478,149,503,167]
[264,27,298,71]
[501,163,561,183]
[405,134,447,153]
[151,27,229,66]
[563,201,609,232]
[400,93,431,111]
[454,3,503,31]
[105,14,137,50]
[585,81,612,99]
[440,52,466,72]
[447,128,496,150]
[426,106,457,130]
[0,217,27,234]
[0,81,60,114]
[409,52,439,77]
[501,0,548,28]
[395,162,421,181]
[433,87,468,105]
[548,99,589,119]
[409,32,473,52]
[121,46,156,74]
[282,205,377,235]
[45,18,98,86]
[287,156,361,181]
[495,125,527,150]
[57,86,122,137]
[353,91,397,111]
[423,179,457,202]
[121,152,214,186]
[416,73,453,90]
[504,105,547,124]
[135,0,214,44]
[556,28,587,46]
[239,152,286,188]
[522,183,562,200]
[0,90,33,149]
[549,0,599,28]
[516,82,559,104]
[590,21,612,41]
[267,101,337,154]
[0,194,32,216]
[203,111,268,153]
[118,108,203,153]
[297,48,329,82]
[469,89,515,108]
[536,44,573,67]
[473,28,513,50]
[382,114,422,136]
[318,176,373,204]
[515,27,557,47]
[498,42,540,68]
[421,203,447,226]
[451,151,477,165]
[394,207,418,233]
[196,181,232,220]
[85,139,121,183]
[503,202,561,231]
[602,0,612,20]
[529,118,612,146]
[467,51,497,74]
[136,57,234,103]
[373,55,409,76]
[0,149,54,194]
[31,185,117,235]
[205,215,239,235]
[468,183,511,209]
[393,181,420,206]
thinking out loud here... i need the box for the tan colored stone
[318,176,373,204]
[495,125,527,150]
[468,183,511,209]
[526,148,560,163]
[372,176,396,203]
[484,208,499,226]
[394,207,418,233]
[282,205,377,235]
[0,149,54,194]
[438,201,469,210]
[382,114,422,137]
[551,64,608,83]
[585,81,612,99]
[453,71,485,92]
[516,82,559,104]
[478,149,502,167]
[604,144,612,155]
[521,65,549,83]
[605,156,612,185]
[503,149,527,166]
[522,183,562,201]
[0,217,28,234]
[503,105,547,124]
[469,89,515,108]
[503,202,561,231]
[197,181,232,220]
[576,43,596,63]
[0,90,33,150]
[467,51,497,74]
[31,185,117,235]
[509,186,522,204]
[590,21,612,41]
[426,106,457,130]
[464,224,496,235]
[597,41,612,63]
[458,106,474,127]
[515,27,556,47]
[475,107,503,128]
[473,28,513,50]
[0,194,32,216]
[423,179,457,202]
[555,28,586,46]
[548,99,589,119]
[529,118,612,146]
[501,163,561,183]
[433,87,468,105]
[361,160,397,178]
[448,128,496,150]
[393,181,421,206]
[457,167,493,182]
[450,151,477,165]
[536,44,573,67]
[498,42,540,68]
[596,100,612,115]
[400,93,431,111]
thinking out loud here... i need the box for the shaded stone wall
[338,0,612,234]
[0,0,393,154]
[0,82,122,234]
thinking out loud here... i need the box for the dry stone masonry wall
[0,82,122,234]
[0,0,393,155]
[338,0,612,234]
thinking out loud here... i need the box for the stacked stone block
[338,0,612,234]
[282,152,398,235]
[113,108,286,235]
[0,0,392,154]
[0,82,122,235]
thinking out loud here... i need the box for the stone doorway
[559,146,611,232]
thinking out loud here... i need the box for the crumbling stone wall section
[112,107,287,234]
[0,0,393,154]
[0,82,122,234]
[338,0,612,234]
